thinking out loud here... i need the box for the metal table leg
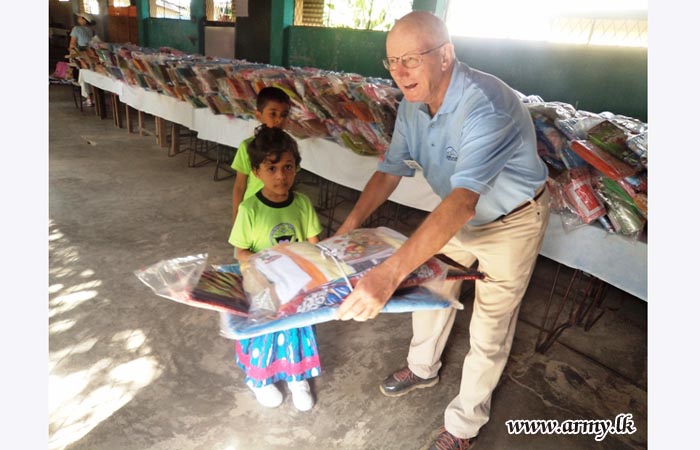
[535,264,617,353]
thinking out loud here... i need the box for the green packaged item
[587,120,642,169]
[600,177,642,217]
[596,178,645,236]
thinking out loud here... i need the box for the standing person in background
[335,11,550,450]
[69,13,95,51]
[69,13,97,107]
[231,87,292,225]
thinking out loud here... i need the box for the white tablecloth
[80,70,120,94]
[540,216,646,300]
[121,84,196,128]
[80,70,648,301]
[192,108,257,147]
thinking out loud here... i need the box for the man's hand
[336,263,400,321]
[336,188,478,322]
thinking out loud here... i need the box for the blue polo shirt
[70,25,94,48]
[378,61,547,226]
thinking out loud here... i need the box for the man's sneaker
[251,383,283,408]
[428,427,476,450]
[379,366,439,397]
[288,380,314,411]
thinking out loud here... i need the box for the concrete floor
[49,84,647,450]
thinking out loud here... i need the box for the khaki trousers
[406,187,550,439]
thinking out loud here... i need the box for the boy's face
[255,101,290,129]
[253,151,297,202]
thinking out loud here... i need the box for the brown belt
[495,185,546,222]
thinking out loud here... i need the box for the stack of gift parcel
[75,42,649,239]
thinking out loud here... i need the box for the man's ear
[441,44,454,70]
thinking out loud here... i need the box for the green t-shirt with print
[229,191,322,253]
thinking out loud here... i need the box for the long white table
[79,70,647,301]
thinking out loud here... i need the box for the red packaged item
[570,140,638,180]
[561,168,606,224]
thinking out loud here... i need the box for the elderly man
[335,10,550,450]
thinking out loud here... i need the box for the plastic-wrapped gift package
[75,42,648,238]
[239,227,482,319]
[554,113,605,141]
[134,228,484,339]
[626,132,648,169]
[532,113,587,170]
[285,118,329,140]
[599,111,648,135]
[586,120,643,169]
[532,114,566,170]
[557,168,607,225]
[524,99,578,122]
[570,140,639,181]
[593,176,646,237]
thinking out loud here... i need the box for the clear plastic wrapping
[548,169,606,232]
[548,168,647,239]
[239,227,461,320]
[592,176,647,238]
[134,254,208,304]
[134,229,485,337]
[532,112,588,171]
[586,120,644,170]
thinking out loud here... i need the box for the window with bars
[445,0,647,48]
[294,0,325,26]
[293,0,412,31]
[206,0,236,22]
[149,0,191,20]
[109,0,131,7]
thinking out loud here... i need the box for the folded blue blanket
[218,285,456,339]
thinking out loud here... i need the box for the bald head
[385,11,456,115]
[390,11,451,49]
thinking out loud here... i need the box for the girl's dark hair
[248,125,301,170]
[256,86,291,112]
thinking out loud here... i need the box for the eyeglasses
[382,42,448,71]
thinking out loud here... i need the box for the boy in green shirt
[230,87,291,224]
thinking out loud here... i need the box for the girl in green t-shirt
[224,125,323,412]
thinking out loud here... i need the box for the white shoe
[251,383,283,408]
[288,380,314,411]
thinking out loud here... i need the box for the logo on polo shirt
[445,146,458,162]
